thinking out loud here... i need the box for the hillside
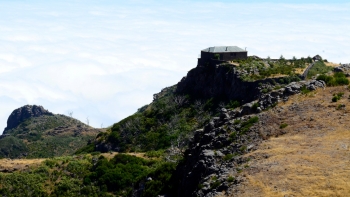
[1,80,349,196]
[0,105,101,158]
[233,85,350,196]
[86,56,332,155]
[1,56,350,196]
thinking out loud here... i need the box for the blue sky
[0,0,349,132]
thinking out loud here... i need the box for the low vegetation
[88,86,244,157]
[279,123,288,129]
[316,72,349,86]
[233,56,309,82]
[0,154,177,197]
[332,92,344,102]
[0,115,99,158]
[307,60,333,78]
[1,54,349,196]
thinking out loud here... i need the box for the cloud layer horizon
[0,0,349,133]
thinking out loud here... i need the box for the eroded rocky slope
[174,79,327,196]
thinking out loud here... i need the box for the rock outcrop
[176,64,265,103]
[258,80,326,110]
[174,79,326,196]
[3,105,53,134]
[334,64,350,76]
[215,80,326,118]
[175,109,262,197]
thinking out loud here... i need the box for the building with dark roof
[198,46,248,66]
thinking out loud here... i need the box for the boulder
[334,64,350,76]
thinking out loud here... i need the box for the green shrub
[210,180,221,189]
[240,145,247,152]
[229,132,237,141]
[227,100,240,109]
[233,119,241,125]
[252,102,260,111]
[300,86,311,94]
[223,154,234,161]
[280,123,288,129]
[227,176,235,182]
[317,73,349,86]
[336,77,349,85]
[145,150,164,158]
[143,162,177,197]
[239,116,259,135]
[261,88,269,93]
[44,159,56,168]
[332,96,339,102]
[336,104,345,110]
[332,92,344,102]
[337,92,344,97]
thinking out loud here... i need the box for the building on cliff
[198,46,247,66]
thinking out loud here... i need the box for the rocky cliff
[175,63,298,104]
[176,64,260,103]
[174,79,326,196]
[3,105,53,134]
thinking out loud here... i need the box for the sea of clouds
[0,0,349,132]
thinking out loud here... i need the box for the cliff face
[175,64,287,104]
[176,64,259,103]
[3,105,53,134]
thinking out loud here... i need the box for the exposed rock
[258,80,325,110]
[313,55,322,61]
[176,63,287,104]
[3,105,53,134]
[334,64,350,76]
[175,78,328,196]
[176,108,263,197]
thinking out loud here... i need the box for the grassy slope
[0,114,100,158]
[91,86,220,154]
[233,85,350,196]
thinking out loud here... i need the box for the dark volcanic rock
[334,63,350,76]
[175,109,263,197]
[3,105,53,134]
[176,64,278,104]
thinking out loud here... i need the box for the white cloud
[0,1,349,133]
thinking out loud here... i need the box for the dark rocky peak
[3,105,53,134]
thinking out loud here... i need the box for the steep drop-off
[176,64,261,103]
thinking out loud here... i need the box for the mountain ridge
[1,55,350,196]
[0,105,101,158]
[3,105,53,134]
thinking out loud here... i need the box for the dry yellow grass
[294,67,307,75]
[100,152,147,160]
[240,129,350,197]
[325,62,340,68]
[0,152,149,173]
[233,86,350,197]
[0,158,44,171]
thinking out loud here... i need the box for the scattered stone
[334,64,350,76]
